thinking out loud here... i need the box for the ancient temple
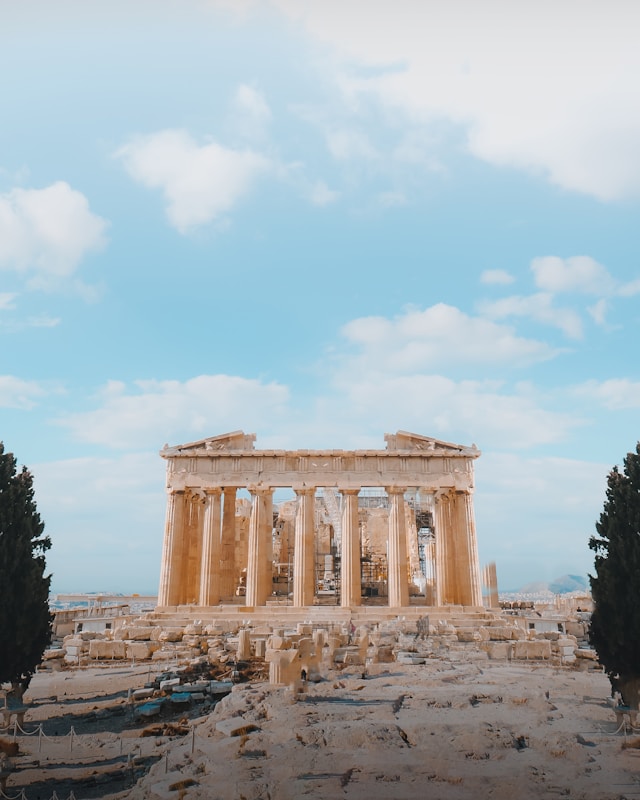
[157,431,483,609]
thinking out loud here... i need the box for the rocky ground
[3,654,640,800]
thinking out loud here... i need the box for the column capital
[293,486,316,497]
[204,486,222,497]
[247,485,274,497]
[339,488,360,497]
[385,486,407,496]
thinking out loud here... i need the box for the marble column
[246,488,274,607]
[182,490,204,604]
[434,489,482,606]
[158,489,185,607]
[198,488,222,606]
[340,489,361,607]
[219,487,237,599]
[454,489,483,606]
[293,488,316,607]
[482,561,499,608]
[387,487,409,608]
[434,489,455,606]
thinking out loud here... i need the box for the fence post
[38,723,43,753]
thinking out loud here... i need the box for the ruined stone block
[481,642,512,660]
[126,641,160,660]
[513,640,551,660]
[159,628,184,642]
[89,640,127,659]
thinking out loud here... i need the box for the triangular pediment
[161,431,256,456]
[385,430,479,456]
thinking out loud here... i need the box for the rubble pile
[40,608,600,685]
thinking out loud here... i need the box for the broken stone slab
[158,628,185,643]
[133,688,155,701]
[481,642,512,660]
[89,640,127,660]
[396,652,426,665]
[42,649,65,660]
[209,681,234,696]
[126,627,154,641]
[126,642,160,660]
[215,717,259,737]
[173,682,209,693]
[513,640,551,660]
[159,678,181,691]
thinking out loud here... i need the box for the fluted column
[434,489,455,605]
[158,489,185,606]
[246,487,274,607]
[455,489,483,606]
[293,488,316,607]
[387,487,409,608]
[219,487,237,599]
[340,489,361,607]
[199,488,222,606]
[434,489,482,606]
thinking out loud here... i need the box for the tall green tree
[589,443,640,708]
[0,443,52,699]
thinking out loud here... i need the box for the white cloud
[479,256,640,335]
[230,84,272,141]
[481,269,514,286]
[0,293,16,310]
[531,256,616,296]
[587,298,609,326]
[478,293,584,339]
[115,129,271,232]
[326,129,378,161]
[0,182,108,289]
[329,373,578,450]
[57,374,290,449]
[574,379,640,410]
[272,1,640,200]
[309,180,339,206]
[618,278,640,297]
[340,303,558,373]
[0,375,46,408]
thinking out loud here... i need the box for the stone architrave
[157,430,482,610]
[340,489,361,607]
[293,488,316,607]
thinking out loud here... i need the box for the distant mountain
[548,574,588,594]
[517,574,589,595]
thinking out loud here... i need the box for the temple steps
[146,604,502,630]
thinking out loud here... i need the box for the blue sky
[2,1,639,593]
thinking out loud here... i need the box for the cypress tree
[0,443,52,699]
[589,443,640,708]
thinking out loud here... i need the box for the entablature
[161,431,479,492]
